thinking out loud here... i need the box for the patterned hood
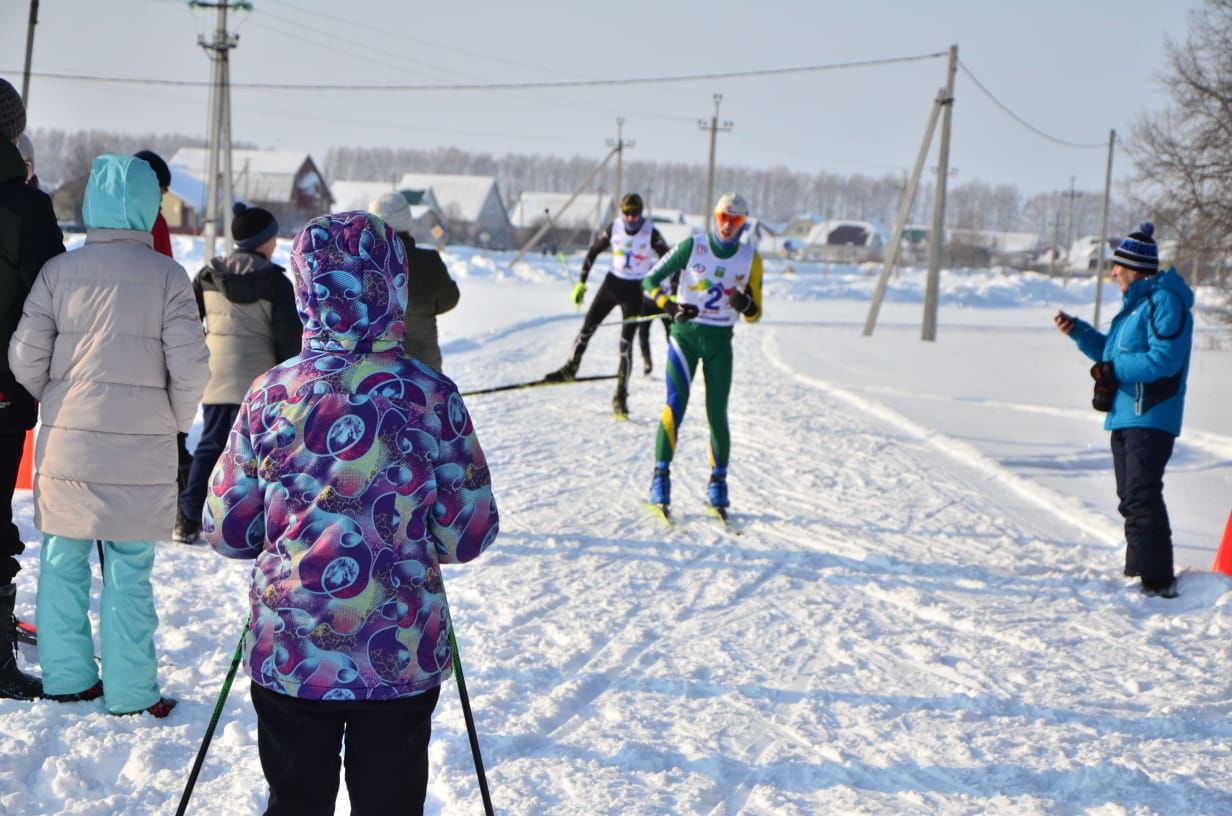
[290,210,408,353]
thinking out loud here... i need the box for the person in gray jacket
[370,192,459,371]
[175,202,299,544]
[9,153,209,716]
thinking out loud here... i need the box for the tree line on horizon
[27,127,1126,244]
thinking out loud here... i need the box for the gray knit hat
[0,78,26,142]
[370,191,413,234]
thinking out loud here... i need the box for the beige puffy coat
[9,229,210,541]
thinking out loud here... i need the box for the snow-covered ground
[2,240,1231,815]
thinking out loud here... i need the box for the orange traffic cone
[14,428,34,490]
[1211,509,1232,576]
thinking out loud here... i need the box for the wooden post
[863,91,944,336]
[921,44,957,342]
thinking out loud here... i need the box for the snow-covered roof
[329,180,401,212]
[166,163,223,211]
[170,148,328,205]
[509,192,613,230]
[171,148,309,176]
[397,173,502,223]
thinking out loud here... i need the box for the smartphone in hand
[1054,310,1076,334]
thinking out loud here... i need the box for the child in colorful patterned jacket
[204,210,499,815]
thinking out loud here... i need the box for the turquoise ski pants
[37,535,161,713]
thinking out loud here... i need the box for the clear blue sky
[0,0,1204,195]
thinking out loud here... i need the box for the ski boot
[650,462,671,508]
[543,359,579,383]
[0,584,42,700]
[173,513,201,546]
[707,467,729,509]
[612,389,629,419]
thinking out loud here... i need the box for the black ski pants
[251,682,441,816]
[0,431,25,585]
[179,404,240,525]
[1111,427,1176,587]
[570,274,659,391]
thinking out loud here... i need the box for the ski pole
[461,373,617,397]
[596,312,668,328]
[176,618,249,816]
[444,595,495,816]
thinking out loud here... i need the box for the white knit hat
[370,191,413,233]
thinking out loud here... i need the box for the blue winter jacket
[1069,267,1194,436]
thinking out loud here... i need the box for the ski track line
[760,329,1124,549]
[838,381,1232,462]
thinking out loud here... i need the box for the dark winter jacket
[1069,267,1194,436]
[0,140,64,431]
[193,250,300,404]
[397,231,459,372]
[205,211,498,701]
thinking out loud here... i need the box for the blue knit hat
[1113,221,1159,274]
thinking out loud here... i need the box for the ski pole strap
[447,616,495,816]
[176,617,249,816]
[461,374,618,397]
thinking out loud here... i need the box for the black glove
[665,300,699,323]
[729,287,755,316]
[1090,361,1118,412]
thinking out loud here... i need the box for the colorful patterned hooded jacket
[204,211,498,701]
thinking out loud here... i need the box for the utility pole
[698,94,733,230]
[21,0,40,105]
[921,44,957,342]
[863,91,945,337]
[1061,174,1079,285]
[1049,199,1060,277]
[509,146,620,268]
[606,117,634,207]
[191,1,250,259]
[1093,129,1116,330]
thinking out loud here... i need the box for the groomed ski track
[423,315,1232,814]
[5,303,1232,815]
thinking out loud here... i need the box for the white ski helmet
[714,192,749,218]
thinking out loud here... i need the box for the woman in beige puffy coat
[8,153,209,716]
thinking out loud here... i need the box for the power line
[4,51,947,93]
[957,59,1105,149]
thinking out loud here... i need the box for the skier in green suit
[642,192,763,514]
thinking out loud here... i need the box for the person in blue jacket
[1054,221,1193,598]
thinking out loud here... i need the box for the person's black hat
[231,201,279,250]
[134,150,171,190]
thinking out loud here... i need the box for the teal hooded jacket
[81,153,160,232]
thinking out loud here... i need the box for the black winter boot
[0,584,42,700]
[544,359,579,383]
